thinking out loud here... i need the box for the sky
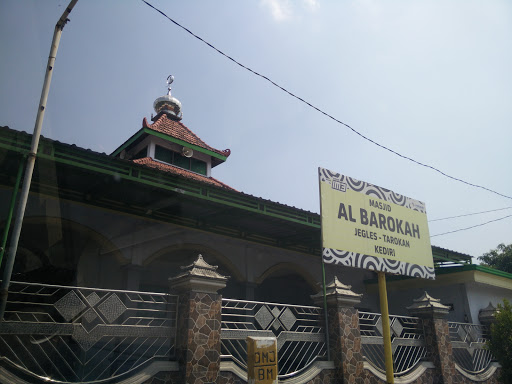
[0,0,511,260]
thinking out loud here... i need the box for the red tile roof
[143,114,231,158]
[133,157,236,191]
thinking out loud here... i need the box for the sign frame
[319,167,435,280]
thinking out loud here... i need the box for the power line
[429,206,512,222]
[430,214,512,238]
[141,0,512,201]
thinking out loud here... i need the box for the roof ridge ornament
[153,74,182,120]
[166,74,174,96]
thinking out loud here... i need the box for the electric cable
[430,214,512,238]
[141,0,512,201]
[429,206,512,222]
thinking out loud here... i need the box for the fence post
[478,302,497,328]
[312,276,363,384]
[407,292,454,384]
[169,255,229,384]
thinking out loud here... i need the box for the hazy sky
[1,0,511,260]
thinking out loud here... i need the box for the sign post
[247,336,278,384]
[318,167,435,383]
[378,271,394,383]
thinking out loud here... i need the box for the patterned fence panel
[0,281,178,383]
[359,312,426,375]
[221,299,327,378]
[448,322,494,374]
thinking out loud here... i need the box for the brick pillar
[407,292,456,384]
[169,255,229,384]
[312,276,364,384]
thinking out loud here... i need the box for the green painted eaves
[111,127,227,161]
[144,128,227,161]
[435,264,512,279]
[0,128,317,229]
[111,129,145,156]
[364,263,512,285]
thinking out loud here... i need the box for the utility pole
[0,0,79,323]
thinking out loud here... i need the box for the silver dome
[153,94,182,120]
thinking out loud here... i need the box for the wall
[2,190,380,308]
[465,281,512,323]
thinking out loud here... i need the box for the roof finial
[166,74,174,96]
[153,74,182,120]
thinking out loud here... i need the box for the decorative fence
[359,311,427,375]
[448,322,494,374]
[221,298,327,378]
[0,281,178,383]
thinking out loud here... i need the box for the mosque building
[0,77,509,383]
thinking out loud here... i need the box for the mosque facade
[0,79,509,383]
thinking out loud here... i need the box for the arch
[4,216,125,286]
[18,216,125,265]
[254,262,319,306]
[143,242,244,282]
[255,262,318,290]
[140,243,245,298]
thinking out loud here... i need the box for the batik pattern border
[319,168,435,280]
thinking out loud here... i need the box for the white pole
[0,0,79,323]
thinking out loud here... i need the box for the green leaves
[488,299,512,382]
[478,243,512,274]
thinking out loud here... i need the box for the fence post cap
[311,276,362,307]
[169,254,229,293]
[479,302,498,325]
[406,291,450,318]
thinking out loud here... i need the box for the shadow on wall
[141,246,245,298]
[2,217,124,287]
[255,273,316,306]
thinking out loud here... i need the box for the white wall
[465,282,512,324]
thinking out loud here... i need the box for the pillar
[169,254,229,384]
[312,276,364,384]
[407,292,455,384]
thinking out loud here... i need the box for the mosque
[0,78,509,383]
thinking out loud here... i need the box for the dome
[153,74,183,120]
[153,95,182,120]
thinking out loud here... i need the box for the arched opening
[255,264,317,305]
[1,217,124,287]
[142,244,245,297]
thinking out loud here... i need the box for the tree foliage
[478,243,512,274]
[487,299,512,383]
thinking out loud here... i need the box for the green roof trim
[1,127,492,263]
[435,264,512,279]
[111,127,228,162]
[111,129,145,157]
[364,263,512,285]
[431,246,472,264]
[0,127,317,228]
[142,128,228,161]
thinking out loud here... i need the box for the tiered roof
[133,156,235,190]
[112,77,232,188]
[143,114,230,159]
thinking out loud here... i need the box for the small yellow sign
[247,337,278,384]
